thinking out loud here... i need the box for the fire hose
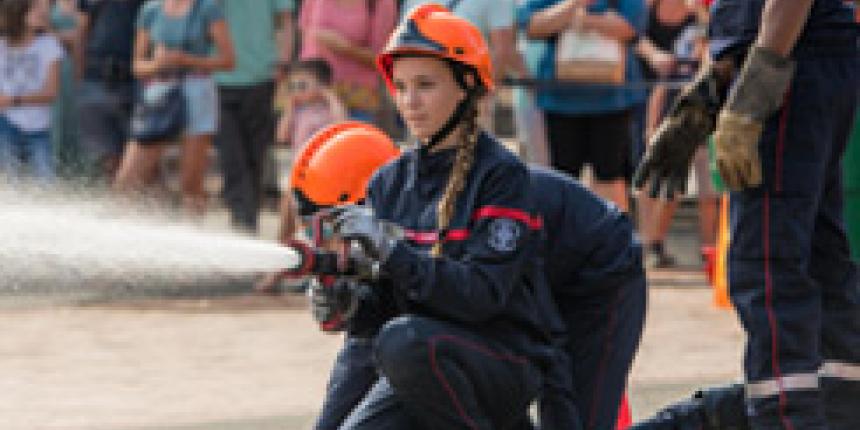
[276,210,379,332]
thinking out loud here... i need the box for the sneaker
[646,242,677,269]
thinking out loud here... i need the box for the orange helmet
[377,3,494,94]
[290,122,400,215]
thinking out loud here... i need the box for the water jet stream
[0,185,299,293]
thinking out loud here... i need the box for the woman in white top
[0,0,63,181]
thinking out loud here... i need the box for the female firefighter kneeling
[316,4,559,429]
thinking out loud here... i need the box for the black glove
[346,241,384,281]
[310,277,367,331]
[633,63,733,199]
[333,205,403,263]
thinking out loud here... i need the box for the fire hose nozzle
[279,239,375,280]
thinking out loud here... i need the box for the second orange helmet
[290,122,400,214]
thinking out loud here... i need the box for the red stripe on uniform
[776,90,792,193]
[446,229,470,241]
[588,290,622,430]
[404,229,470,244]
[473,206,543,230]
[763,192,796,430]
[403,206,540,245]
[428,334,528,430]
[404,231,439,244]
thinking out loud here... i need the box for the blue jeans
[0,115,55,181]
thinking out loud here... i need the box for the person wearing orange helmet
[287,121,400,235]
[318,4,560,429]
[254,121,399,293]
[302,13,647,426]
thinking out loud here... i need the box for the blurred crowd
[1,0,853,272]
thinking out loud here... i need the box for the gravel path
[0,288,744,430]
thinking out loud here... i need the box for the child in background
[274,58,346,232]
[0,0,62,181]
[256,59,346,294]
[276,58,346,153]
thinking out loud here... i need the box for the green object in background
[51,5,85,178]
[708,135,726,194]
[706,109,859,262]
[844,108,860,262]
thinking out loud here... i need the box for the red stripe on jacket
[403,206,542,245]
[473,206,543,230]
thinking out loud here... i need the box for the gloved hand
[633,62,732,199]
[309,277,369,331]
[333,205,403,264]
[346,241,383,281]
[714,45,794,191]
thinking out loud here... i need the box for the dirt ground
[0,286,744,430]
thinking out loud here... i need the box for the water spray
[0,184,301,295]
[0,182,374,333]
[273,209,375,332]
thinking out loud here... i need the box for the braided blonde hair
[431,102,480,256]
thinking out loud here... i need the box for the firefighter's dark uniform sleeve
[380,162,538,323]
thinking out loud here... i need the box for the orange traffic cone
[616,394,632,429]
[713,194,732,309]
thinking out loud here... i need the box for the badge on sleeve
[487,218,522,252]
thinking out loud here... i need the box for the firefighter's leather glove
[633,64,730,199]
[715,46,794,191]
[334,205,403,264]
[309,277,369,330]
[347,241,383,281]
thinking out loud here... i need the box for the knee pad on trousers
[373,315,430,383]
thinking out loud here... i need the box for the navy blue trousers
[315,337,380,430]
[728,49,860,430]
[540,270,646,430]
[335,315,543,430]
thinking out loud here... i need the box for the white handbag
[555,9,627,85]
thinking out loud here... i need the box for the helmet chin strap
[422,65,482,153]
[423,92,477,152]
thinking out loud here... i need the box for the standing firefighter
[634,0,859,428]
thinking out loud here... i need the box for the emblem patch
[487,218,522,252]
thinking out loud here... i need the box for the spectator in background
[50,0,83,178]
[298,0,397,122]
[256,58,346,293]
[275,59,347,158]
[51,1,82,74]
[514,0,552,166]
[0,0,62,181]
[634,0,714,267]
[114,0,234,215]
[519,0,647,211]
[215,0,295,233]
[75,0,146,182]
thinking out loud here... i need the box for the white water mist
[0,184,298,293]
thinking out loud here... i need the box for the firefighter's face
[391,56,466,141]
